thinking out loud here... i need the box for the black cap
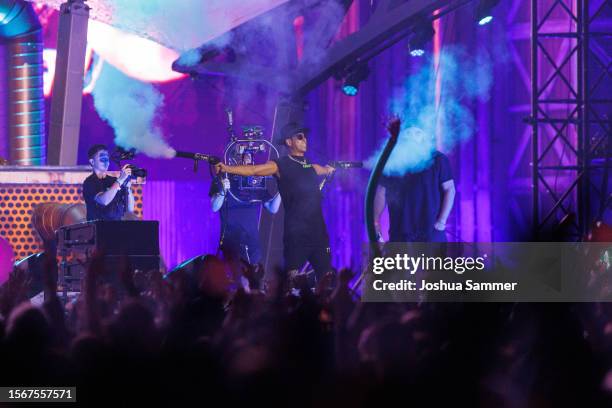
[275,122,309,145]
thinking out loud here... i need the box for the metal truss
[530,0,611,239]
[505,0,535,238]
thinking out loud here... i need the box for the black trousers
[284,244,332,279]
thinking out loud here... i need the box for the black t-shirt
[82,173,128,221]
[381,151,453,241]
[272,155,329,247]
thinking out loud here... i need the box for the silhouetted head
[6,303,51,352]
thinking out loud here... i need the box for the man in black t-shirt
[82,144,134,221]
[214,123,335,280]
[373,127,455,242]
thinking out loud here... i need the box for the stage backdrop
[17,1,539,269]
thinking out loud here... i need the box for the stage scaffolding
[530,0,611,239]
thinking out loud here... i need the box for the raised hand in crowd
[42,241,69,347]
[315,270,335,297]
[84,251,105,335]
[241,260,264,292]
[119,256,139,299]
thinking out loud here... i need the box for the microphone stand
[218,108,234,257]
[218,175,230,256]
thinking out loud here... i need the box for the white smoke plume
[91,62,175,158]
[91,0,351,158]
[365,127,437,176]
[367,45,493,176]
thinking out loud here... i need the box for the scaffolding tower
[530,0,611,239]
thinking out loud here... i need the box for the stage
[0,0,610,405]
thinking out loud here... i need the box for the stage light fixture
[342,84,358,96]
[478,16,493,25]
[408,19,435,57]
[342,63,370,96]
[476,0,500,26]
[409,48,425,57]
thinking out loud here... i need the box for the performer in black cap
[82,144,134,221]
[215,123,335,280]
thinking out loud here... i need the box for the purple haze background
[57,1,535,269]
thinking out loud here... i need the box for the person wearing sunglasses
[82,144,134,221]
[215,122,335,282]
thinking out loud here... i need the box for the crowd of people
[2,246,612,407]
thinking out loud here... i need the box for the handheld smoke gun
[328,161,363,169]
[111,147,136,163]
[174,150,222,172]
[318,161,364,191]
